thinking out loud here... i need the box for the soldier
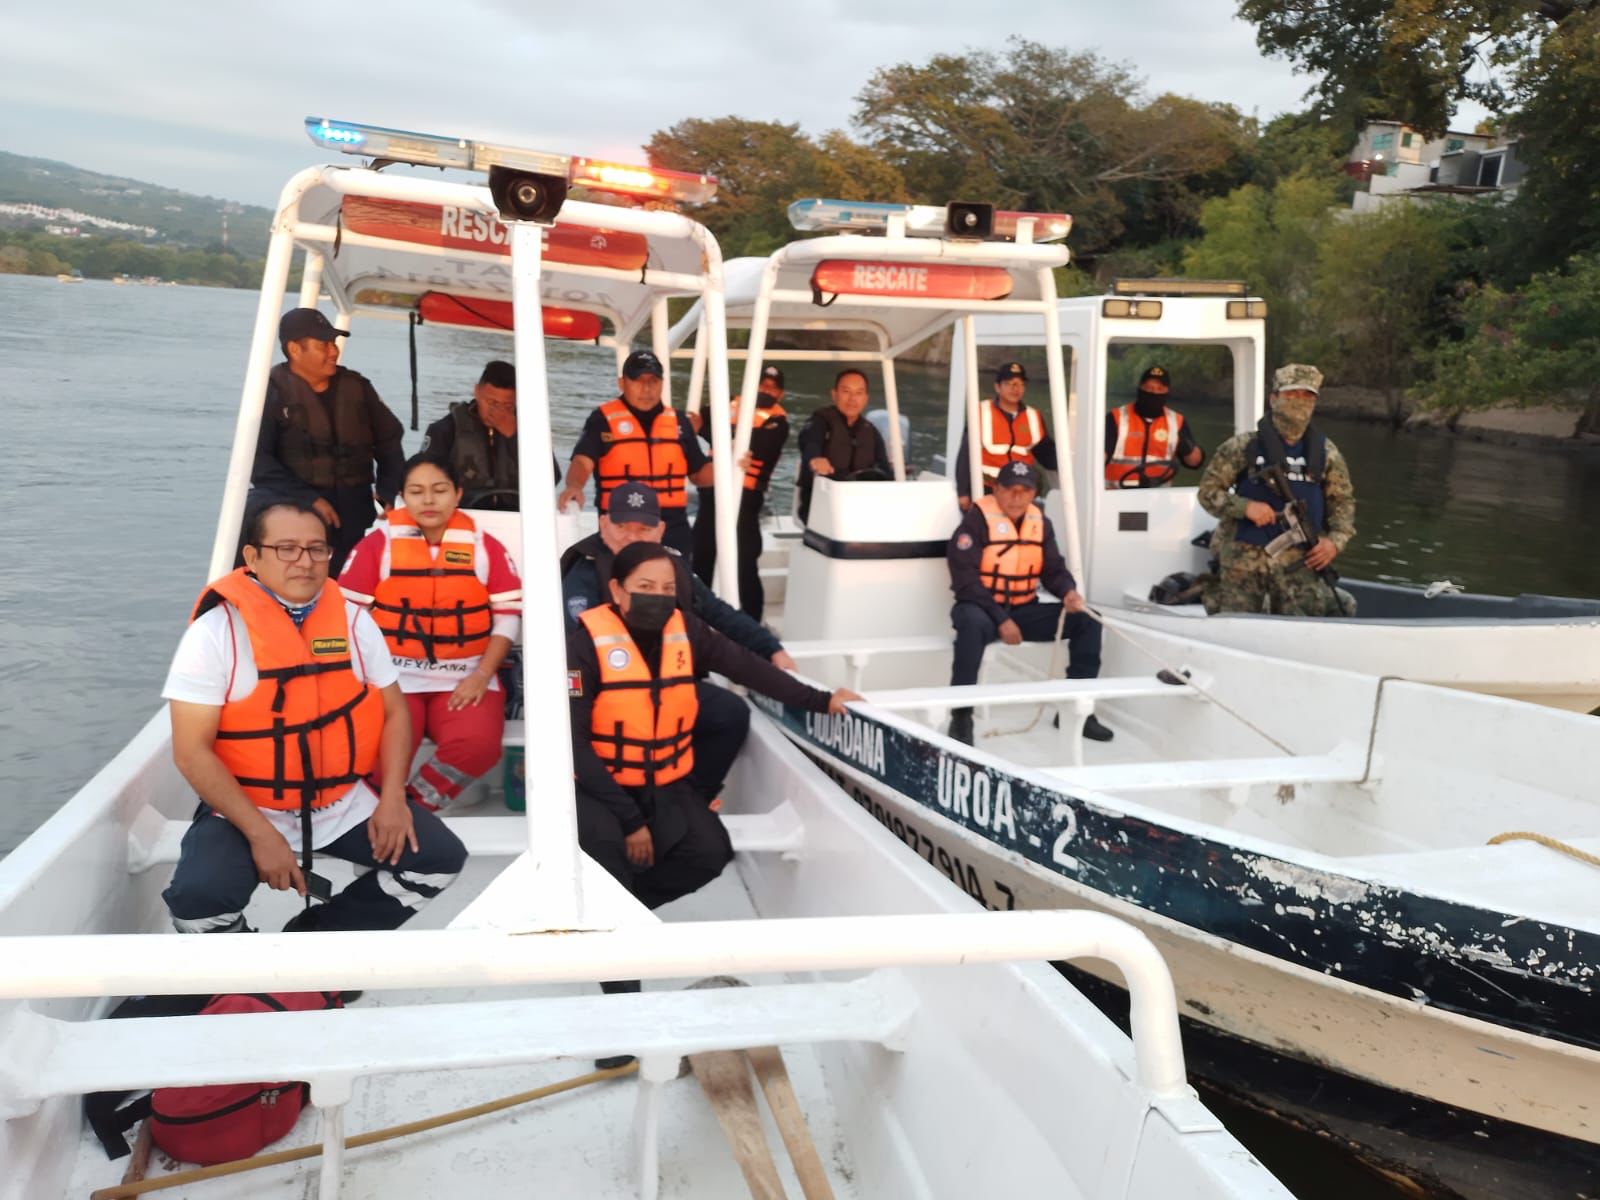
[1196,363,1356,616]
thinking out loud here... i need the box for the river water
[4,272,1597,1194]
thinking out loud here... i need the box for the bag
[86,991,341,1165]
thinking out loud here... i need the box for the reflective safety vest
[578,605,697,789]
[978,400,1045,482]
[731,398,787,491]
[594,399,689,510]
[369,508,494,663]
[976,495,1045,607]
[192,570,384,813]
[1106,403,1182,488]
[267,363,377,491]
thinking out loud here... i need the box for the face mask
[1271,394,1316,440]
[623,591,676,633]
[1134,389,1166,419]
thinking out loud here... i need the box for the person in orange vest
[954,362,1060,509]
[338,455,523,813]
[557,349,714,556]
[161,500,467,934]
[690,363,791,619]
[1103,365,1204,489]
[567,541,858,914]
[944,461,1109,746]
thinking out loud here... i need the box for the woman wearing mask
[339,454,522,812]
[567,541,858,913]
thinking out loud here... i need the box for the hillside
[0,151,271,256]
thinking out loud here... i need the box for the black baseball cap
[607,482,662,526]
[760,364,785,388]
[621,349,664,379]
[478,360,516,389]
[994,361,1028,382]
[279,307,348,347]
[1138,365,1171,389]
[994,461,1039,489]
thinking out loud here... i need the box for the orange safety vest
[978,400,1045,483]
[370,509,493,663]
[192,569,384,813]
[976,495,1045,608]
[730,398,787,491]
[1105,403,1182,488]
[595,398,689,510]
[578,605,698,789]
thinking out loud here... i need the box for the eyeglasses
[254,541,333,563]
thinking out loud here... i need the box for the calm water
[3,272,1595,1195]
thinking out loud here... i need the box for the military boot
[947,708,975,746]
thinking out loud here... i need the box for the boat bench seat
[866,676,1197,713]
[12,972,916,1106]
[128,805,806,873]
[1042,754,1363,794]
[783,635,953,661]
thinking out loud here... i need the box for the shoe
[338,991,363,1005]
[947,709,974,746]
[595,1054,637,1070]
[1082,714,1114,742]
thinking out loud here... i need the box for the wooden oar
[689,1050,787,1200]
[745,1046,834,1200]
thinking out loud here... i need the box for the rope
[1487,831,1600,869]
[981,601,1070,739]
[89,1061,638,1199]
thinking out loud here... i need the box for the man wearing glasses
[162,501,466,935]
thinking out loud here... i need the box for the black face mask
[623,591,676,633]
[1134,389,1166,419]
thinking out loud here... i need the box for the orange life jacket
[731,398,787,491]
[978,399,1045,483]
[579,605,697,789]
[1105,403,1182,488]
[594,398,689,510]
[192,570,384,813]
[976,495,1045,607]
[369,508,493,663]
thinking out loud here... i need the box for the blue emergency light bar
[306,117,570,177]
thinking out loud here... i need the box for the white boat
[0,120,1289,1200]
[668,206,1600,1197]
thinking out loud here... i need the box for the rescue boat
[0,120,1289,1200]
[668,203,1600,1198]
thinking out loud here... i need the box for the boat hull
[759,700,1600,1197]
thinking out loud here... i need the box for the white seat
[866,675,1196,712]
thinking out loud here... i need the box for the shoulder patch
[956,532,974,551]
[566,595,591,621]
[567,669,582,697]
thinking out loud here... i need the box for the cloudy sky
[2,2,1469,206]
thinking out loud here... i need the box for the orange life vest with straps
[594,398,689,510]
[578,605,698,789]
[1105,403,1181,488]
[731,398,787,491]
[192,570,384,813]
[369,509,493,663]
[976,494,1045,607]
[978,399,1045,483]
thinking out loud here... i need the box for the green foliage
[1509,11,1600,268]
[1183,171,1339,366]
[1418,251,1600,415]
[0,229,264,287]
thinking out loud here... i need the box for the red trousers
[373,688,506,812]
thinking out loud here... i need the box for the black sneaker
[1082,714,1114,742]
[947,709,974,746]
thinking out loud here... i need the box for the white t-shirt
[163,599,399,850]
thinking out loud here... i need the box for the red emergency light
[339,197,649,271]
[809,260,1015,302]
[569,158,718,207]
[417,292,604,340]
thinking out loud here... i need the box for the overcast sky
[3,2,1482,206]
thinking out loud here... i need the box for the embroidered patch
[1153,427,1168,442]
[956,532,974,551]
[617,420,634,435]
[310,637,348,657]
[607,647,631,670]
[567,595,590,620]
[567,669,583,697]
[994,521,1012,535]
[443,548,472,565]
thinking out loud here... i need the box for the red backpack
[148,991,342,1166]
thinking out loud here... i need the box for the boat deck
[65,857,857,1199]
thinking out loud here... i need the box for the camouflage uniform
[1196,366,1356,617]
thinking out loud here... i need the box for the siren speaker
[489,166,568,224]
[945,202,994,239]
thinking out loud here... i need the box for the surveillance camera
[488,166,568,224]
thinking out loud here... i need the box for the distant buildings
[1345,120,1525,213]
[0,202,158,238]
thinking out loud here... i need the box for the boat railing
[0,911,1189,1200]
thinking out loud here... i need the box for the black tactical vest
[267,363,376,490]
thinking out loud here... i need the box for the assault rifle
[1253,464,1352,617]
